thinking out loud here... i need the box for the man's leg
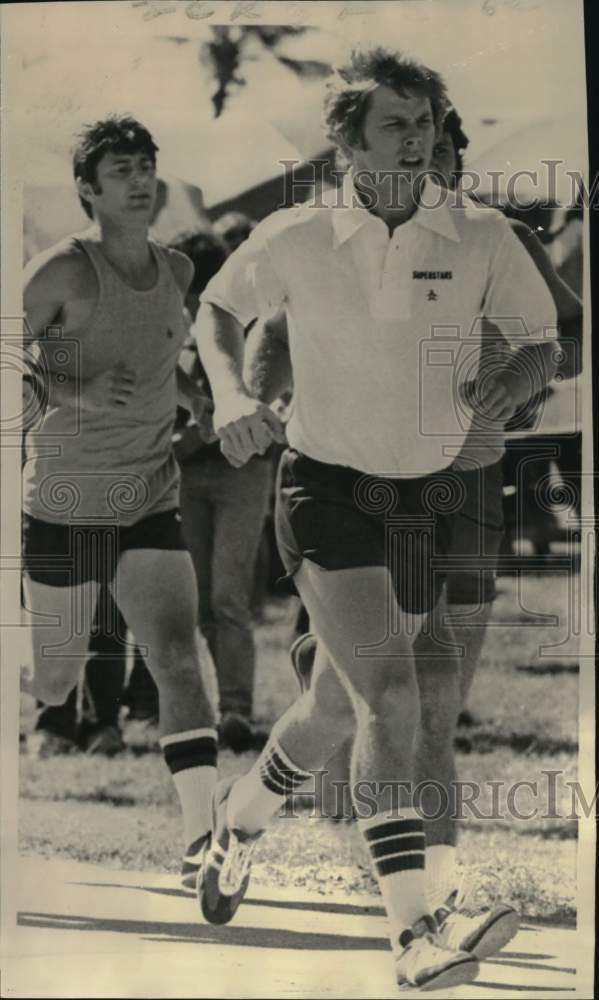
[291,599,462,844]
[216,563,440,934]
[112,546,217,871]
[23,576,99,706]
[451,603,494,708]
[289,598,517,959]
[412,593,461,910]
[200,560,478,987]
[424,461,518,954]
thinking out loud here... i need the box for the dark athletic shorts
[276,450,505,613]
[22,508,187,588]
[444,459,504,605]
[275,449,463,615]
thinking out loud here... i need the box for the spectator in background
[548,204,583,299]
[438,109,583,556]
[213,211,256,253]
[171,227,273,753]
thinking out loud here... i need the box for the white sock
[160,727,217,848]
[227,738,313,835]
[359,809,429,950]
[425,844,457,912]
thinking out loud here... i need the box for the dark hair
[441,107,470,173]
[169,228,229,299]
[324,46,449,151]
[213,211,256,249]
[72,114,159,219]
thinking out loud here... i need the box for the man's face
[432,129,458,189]
[85,150,158,222]
[350,85,436,184]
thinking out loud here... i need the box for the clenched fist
[214,390,286,467]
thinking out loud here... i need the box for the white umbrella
[19,35,328,211]
[144,110,308,207]
[465,114,587,206]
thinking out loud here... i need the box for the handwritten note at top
[131,0,378,23]
[482,0,540,15]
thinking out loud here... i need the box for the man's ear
[76,176,96,207]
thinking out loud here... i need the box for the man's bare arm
[194,302,249,400]
[23,251,135,415]
[23,253,80,409]
[244,313,292,403]
[194,302,285,466]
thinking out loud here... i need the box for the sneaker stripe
[208,848,225,868]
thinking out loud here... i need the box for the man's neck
[353,175,421,234]
[96,217,152,274]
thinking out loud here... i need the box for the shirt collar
[331,172,461,248]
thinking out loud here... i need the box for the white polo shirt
[201,176,557,476]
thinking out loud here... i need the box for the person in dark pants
[170,228,273,753]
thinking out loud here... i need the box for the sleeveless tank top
[23,230,188,526]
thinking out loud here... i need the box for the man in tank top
[22,115,219,888]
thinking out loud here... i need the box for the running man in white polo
[242,101,582,952]
[194,48,557,992]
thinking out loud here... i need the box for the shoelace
[218,830,257,896]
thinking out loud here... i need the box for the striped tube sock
[425,844,457,912]
[226,739,313,835]
[160,728,218,848]
[359,809,429,945]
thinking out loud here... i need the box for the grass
[19,575,582,925]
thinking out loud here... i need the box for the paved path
[2,858,591,998]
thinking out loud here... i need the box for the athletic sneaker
[180,833,210,891]
[435,889,520,960]
[289,632,317,693]
[197,777,262,924]
[395,915,479,992]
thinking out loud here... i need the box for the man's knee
[350,657,417,722]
